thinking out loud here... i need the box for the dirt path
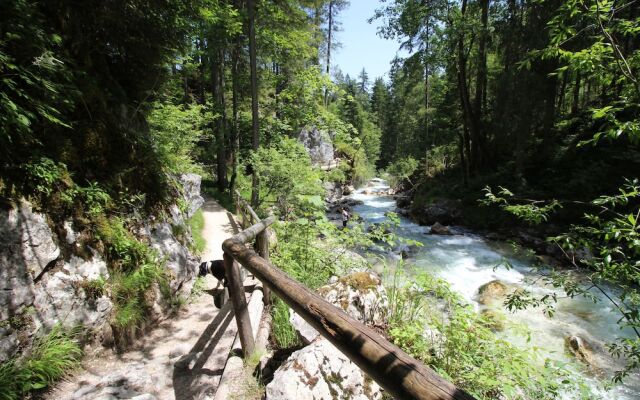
[47,198,240,400]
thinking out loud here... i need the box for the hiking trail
[47,198,242,400]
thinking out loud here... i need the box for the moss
[339,272,379,292]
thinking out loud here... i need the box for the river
[348,178,639,400]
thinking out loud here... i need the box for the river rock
[565,335,596,366]
[480,309,506,332]
[477,280,509,305]
[298,126,335,168]
[290,271,388,344]
[265,338,382,400]
[343,185,355,196]
[411,200,462,226]
[430,222,452,235]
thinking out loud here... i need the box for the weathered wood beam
[222,238,476,400]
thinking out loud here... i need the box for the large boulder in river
[430,222,452,235]
[477,280,509,305]
[298,126,335,167]
[266,338,382,400]
[565,335,596,366]
[411,200,462,226]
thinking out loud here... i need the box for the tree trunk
[457,0,477,175]
[248,0,260,208]
[229,40,241,194]
[214,47,228,191]
[472,0,489,172]
[324,1,333,106]
[572,71,581,115]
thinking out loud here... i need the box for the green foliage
[385,268,594,399]
[187,209,206,255]
[271,298,301,349]
[110,263,167,329]
[386,156,419,187]
[243,138,324,216]
[0,325,82,399]
[147,103,209,175]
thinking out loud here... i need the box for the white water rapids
[348,178,639,399]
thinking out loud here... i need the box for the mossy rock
[339,272,381,292]
[480,309,507,332]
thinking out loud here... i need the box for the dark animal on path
[198,260,227,286]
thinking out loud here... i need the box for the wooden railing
[223,194,476,400]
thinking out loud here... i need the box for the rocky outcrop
[179,173,205,219]
[298,126,335,168]
[266,338,382,400]
[411,200,462,226]
[289,271,387,352]
[277,271,387,399]
[565,335,596,366]
[0,175,204,361]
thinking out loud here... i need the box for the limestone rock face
[290,271,388,345]
[179,173,204,219]
[298,126,335,167]
[266,338,382,400]
[32,254,113,331]
[0,204,60,315]
[149,222,197,295]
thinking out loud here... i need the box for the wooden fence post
[223,252,255,356]
[256,230,271,305]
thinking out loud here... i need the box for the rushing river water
[348,178,639,399]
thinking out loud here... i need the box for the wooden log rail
[222,200,476,400]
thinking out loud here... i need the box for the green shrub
[271,298,301,349]
[0,325,82,399]
[110,263,167,328]
[385,268,595,399]
[187,209,206,255]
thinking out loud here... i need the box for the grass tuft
[187,209,206,255]
[0,325,82,399]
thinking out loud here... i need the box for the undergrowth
[0,326,82,400]
[384,266,598,399]
[187,209,206,255]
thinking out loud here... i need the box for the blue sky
[332,0,403,82]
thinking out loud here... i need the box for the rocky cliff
[0,174,204,362]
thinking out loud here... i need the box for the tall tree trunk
[229,41,240,194]
[424,12,430,171]
[214,47,228,191]
[248,0,260,207]
[572,71,581,115]
[324,1,333,106]
[472,0,489,171]
[457,0,477,176]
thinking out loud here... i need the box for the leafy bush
[147,103,209,175]
[242,138,324,216]
[386,156,419,188]
[385,268,594,399]
[0,325,82,399]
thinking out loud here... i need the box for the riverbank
[337,178,640,400]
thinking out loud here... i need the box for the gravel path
[47,198,240,400]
